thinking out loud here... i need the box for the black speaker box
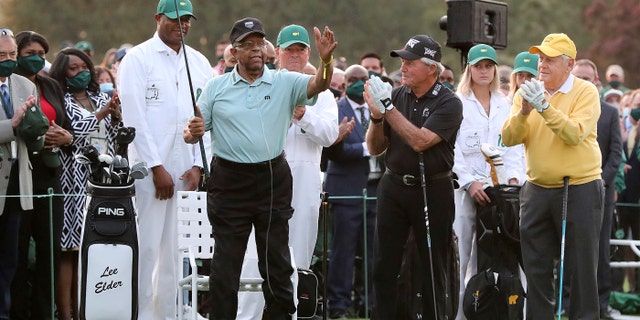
[444,0,508,50]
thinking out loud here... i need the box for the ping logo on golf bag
[95,202,128,218]
[98,206,125,216]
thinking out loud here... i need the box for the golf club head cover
[480,143,507,186]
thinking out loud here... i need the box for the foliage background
[0,0,637,87]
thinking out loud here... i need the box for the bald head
[223,44,236,68]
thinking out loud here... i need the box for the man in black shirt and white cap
[364,35,462,319]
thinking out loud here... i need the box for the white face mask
[623,107,630,118]
[100,82,114,93]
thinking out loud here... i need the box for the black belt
[385,168,451,187]
[213,152,285,170]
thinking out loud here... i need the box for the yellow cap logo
[292,32,299,36]
[523,58,530,63]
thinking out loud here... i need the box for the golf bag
[396,230,460,320]
[463,185,524,320]
[78,181,139,320]
[296,268,319,319]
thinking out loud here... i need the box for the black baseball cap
[229,17,266,44]
[390,35,442,62]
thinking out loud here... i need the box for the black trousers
[207,155,295,320]
[372,172,455,320]
[10,160,63,320]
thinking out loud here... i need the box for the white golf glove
[368,75,394,114]
[519,78,549,113]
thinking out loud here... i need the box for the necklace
[74,94,95,112]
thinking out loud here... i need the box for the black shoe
[329,310,347,319]
[600,306,621,319]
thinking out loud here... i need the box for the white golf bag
[78,181,139,320]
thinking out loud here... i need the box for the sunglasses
[0,28,14,37]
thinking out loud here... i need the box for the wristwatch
[370,113,383,124]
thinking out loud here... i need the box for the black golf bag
[78,181,139,320]
[463,185,525,320]
[396,230,460,320]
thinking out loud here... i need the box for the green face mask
[0,59,17,77]
[17,54,45,76]
[345,80,365,101]
[66,70,91,90]
[630,108,640,122]
[442,81,455,91]
[265,62,277,70]
[609,81,621,89]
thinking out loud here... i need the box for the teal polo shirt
[198,67,316,163]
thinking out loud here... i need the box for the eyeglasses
[0,28,14,38]
[234,40,267,50]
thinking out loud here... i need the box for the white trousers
[453,188,478,320]
[135,177,182,320]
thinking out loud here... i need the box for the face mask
[224,66,234,73]
[17,54,45,76]
[630,108,640,122]
[623,107,630,118]
[99,82,114,93]
[345,80,365,101]
[329,87,342,99]
[609,81,621,89]
[66,70,91,90]
[265,62,277,70]
[0,59,17,77]
[368,70,382,78]
[442,81,455,91]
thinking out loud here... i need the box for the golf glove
[519,78,549,113]
[368,75,394,114]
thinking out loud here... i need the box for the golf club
[115,126,135,160]
[557,176,570,320]
[418,152,438,320]
[172,0,209,187]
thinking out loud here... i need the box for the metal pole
[320,192,329,320]
[362,188,369,319]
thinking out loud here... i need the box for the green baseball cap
[75,41,93,53]
[276,25,310,48]
[467,44,497,65]
[512,52,539,77]
[157,0,196,20]
[16,105,49,153]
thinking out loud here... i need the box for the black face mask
[224,66,234,73]
[265,62,277,70]
[329,87,342,99]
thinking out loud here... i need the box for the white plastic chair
[176,191,263,320]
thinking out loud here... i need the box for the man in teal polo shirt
[185,17,337,320]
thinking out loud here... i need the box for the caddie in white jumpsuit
[451,44,524,319]
[117,1,212,318]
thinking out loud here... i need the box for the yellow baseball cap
[529,33,576,59]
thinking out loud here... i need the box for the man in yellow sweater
[501,33,604,320]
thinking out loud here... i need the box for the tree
[583,0,640,88]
